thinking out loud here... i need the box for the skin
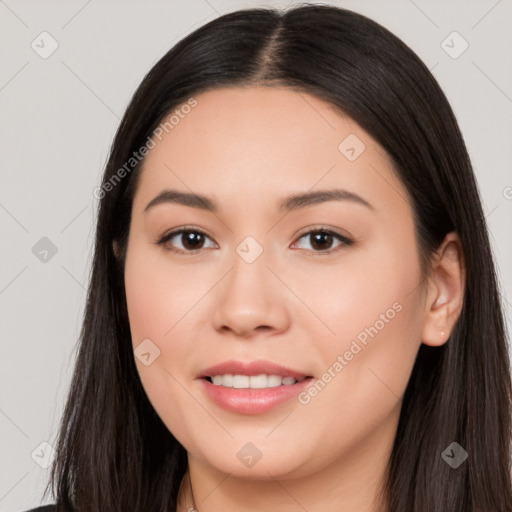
[121,86,465,512]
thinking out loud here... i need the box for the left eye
[291,229,352,253]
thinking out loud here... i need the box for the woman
[26,4,512,512]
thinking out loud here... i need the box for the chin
[191,438,319,480]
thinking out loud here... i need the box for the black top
[23,506,57,512]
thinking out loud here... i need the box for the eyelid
[158,225,212,241]
[292,223,353,241]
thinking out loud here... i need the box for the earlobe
[113,240,119,258]
[421,232,466,347]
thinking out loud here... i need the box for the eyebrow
[143,188,374,214]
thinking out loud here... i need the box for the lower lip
[198,377,313,415]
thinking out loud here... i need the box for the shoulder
[22,506,57,512]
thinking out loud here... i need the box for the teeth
[210,374,303,388]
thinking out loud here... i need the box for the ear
[421,231,466,347]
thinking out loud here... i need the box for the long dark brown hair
[44,4,512,511]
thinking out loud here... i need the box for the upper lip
[197,360,312,379]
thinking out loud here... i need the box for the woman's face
[123,86,430,481]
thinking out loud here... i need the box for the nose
[211,248,291,339]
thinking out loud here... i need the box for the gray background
[1,0,511,510]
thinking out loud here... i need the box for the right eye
[156,227,218,255]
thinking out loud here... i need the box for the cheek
[124,242,204,347]
[290,229,422,349]
[295,228,424,406]
[124,243,198,391]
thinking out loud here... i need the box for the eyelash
[155,225,354,256]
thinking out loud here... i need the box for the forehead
[132,86,410,215]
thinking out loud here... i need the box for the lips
[195,359,315,414]
[196,359,312,380]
